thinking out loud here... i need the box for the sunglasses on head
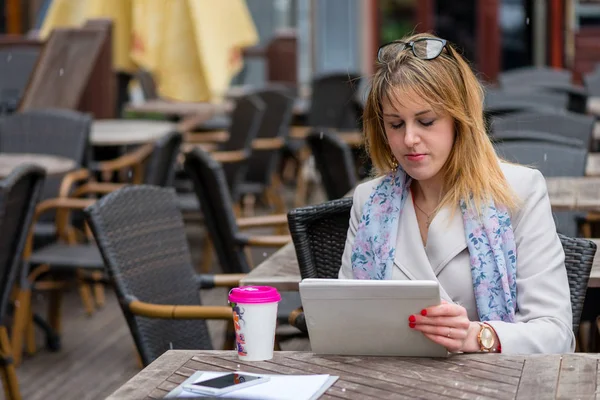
[377,38,448,63]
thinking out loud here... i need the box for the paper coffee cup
[228,286,281,361]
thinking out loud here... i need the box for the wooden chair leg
[294,147,311,207]
[10,289,30,366]
[581,221,592,238]
[199,235,213,274]
[24,314,35,357]
[0,326,21,400]
[78,282,95,316]
[242,194,256,218]
[91,272,105,308]
[48,289,64,334]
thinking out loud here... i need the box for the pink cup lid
[228,286,281,304]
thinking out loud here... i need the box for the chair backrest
[498,66,573,87]
[221,94,265,152]
[306,130,357,200]
[490,111,595,149]
[485,88,569,111]
[288,197,595,334]
[491,130,586,149]
[143,131,183,187]
[245,88,295,185]
[0,47,41,114]
[0,164,45,324]
[84,185,213,366]
[183,148,250,274]
[494,141,588,177]
[308,72,362,130]
[0,109,92,213]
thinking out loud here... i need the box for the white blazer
[339,163,576,354]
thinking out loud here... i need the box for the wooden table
[108,350,600,400]
[91,120,176,146]
[124,99,220,118]
[546,177,600,211]
[0,153,76,178]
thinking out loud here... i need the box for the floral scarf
[350,168,517,322]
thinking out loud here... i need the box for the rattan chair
[287,197,596,335]
[84,185,239,366]
[490,111,595,149]
[306,130,357,201]
[0,109,92,246]
[0,164,46,400]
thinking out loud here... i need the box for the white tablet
[299,279,448,357]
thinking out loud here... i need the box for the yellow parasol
[131,0,259,103]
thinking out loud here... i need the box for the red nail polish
[408,315,416,323]
[421,309,427,316]
[409,322,416,328]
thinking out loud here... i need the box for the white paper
[175,371,333,400]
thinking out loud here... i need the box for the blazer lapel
[393,195,454,302]
[426,204,468,276]
[393,195,439,282]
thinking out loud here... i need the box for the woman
[339,33,575,354]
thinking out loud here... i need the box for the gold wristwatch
[477,322,495,352]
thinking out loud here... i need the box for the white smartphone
[182,372,270,396]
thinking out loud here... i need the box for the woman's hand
[408,300,480,353]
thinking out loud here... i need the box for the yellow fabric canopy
[40,0,259,103]
[131,0,259,103]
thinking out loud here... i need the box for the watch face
[480,326,495,349]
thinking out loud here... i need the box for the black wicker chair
[0,164,46,399]
[178,94,266,212]
[84,185,238,366]
[240,88,295,213]
[287,197,596,335]
[306,130,357,201]
[183,148,301,322]
[490,111,596,149]
[0,109,92,246]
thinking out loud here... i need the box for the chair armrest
[185,131,230,143]
[196,273,247,289]
[71,182,126,197]
[24,198,97,257]
[212,150,248,163]
[181,142,219,154]
[252,137,285,151]
[91,143,154,173]
[236,234,291,247]
[127,297,232,320]
[289,126,310,140]
[58,168,91,197]
[288,307,307,333]
[237,214,288,229]
[177,113,217,133]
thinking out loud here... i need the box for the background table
[108,350,600,400]
[0,153,76,178]
[91,120,176,146]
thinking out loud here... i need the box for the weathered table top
[124,99,220,118]
[587,153,600,176]
[91,119,176,146]
[108,350,600,400]
[546,176,600,211]
[0,153,76,178]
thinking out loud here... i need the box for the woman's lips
[406,154,426,162]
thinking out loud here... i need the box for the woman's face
[381,92,455,185]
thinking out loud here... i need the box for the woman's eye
[390,122,403,129]
[420,119,435,127]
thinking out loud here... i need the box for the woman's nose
[404,124,420,147]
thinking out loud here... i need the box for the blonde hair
[364,33,519,214]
